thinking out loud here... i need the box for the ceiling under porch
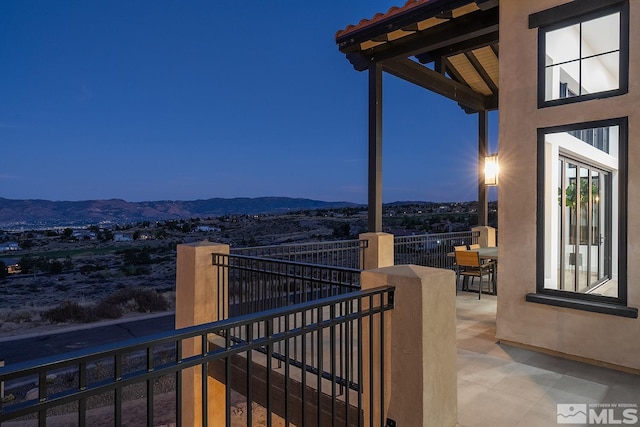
[335,0,500,113]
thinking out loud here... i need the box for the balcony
[2,229,639,426]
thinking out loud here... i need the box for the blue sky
[0,1,497,204]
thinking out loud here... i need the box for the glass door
[558,156,610,292]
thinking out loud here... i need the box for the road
[0,313,176,364]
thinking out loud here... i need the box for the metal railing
[213,253,362,320]
[394,231,479,270]
[0,287,394,427]
[231,239,367,270]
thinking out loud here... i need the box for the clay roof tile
[335,0,435,40]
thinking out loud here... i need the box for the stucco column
[361,265,457,427]
[360,232,394,270]
[176,241,229,427]
[472,225,496,247]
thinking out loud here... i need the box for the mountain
[0,197,361,229]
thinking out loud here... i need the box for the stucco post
[472,225,496,247]
[361,265,457,427]
[360,232,395,270]
[176,241,229,427]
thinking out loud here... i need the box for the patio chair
[452,245,467,288]
[455,250,495,299]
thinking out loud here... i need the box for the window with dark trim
[532,1,629,108]
[527,118,637,318]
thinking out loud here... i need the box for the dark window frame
[527,117,637,318]
[533,1,629,108]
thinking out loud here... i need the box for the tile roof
[335,0,437,40]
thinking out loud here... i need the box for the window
[528,118,636,318]
[535,2,629,107]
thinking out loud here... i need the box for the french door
[557,155,611,292]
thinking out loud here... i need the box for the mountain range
[0,197,361,229]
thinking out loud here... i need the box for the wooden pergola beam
[382,58,495,112]
[414,32,498,64]
[465,50,498,94]
[365,7,499,65]
[336,0,487,51]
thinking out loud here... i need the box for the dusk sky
[0,1,498,204]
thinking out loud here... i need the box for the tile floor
[455,293,640,427]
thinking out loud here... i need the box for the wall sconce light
[484,154,499,186]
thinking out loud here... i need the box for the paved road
[0,313,176,364]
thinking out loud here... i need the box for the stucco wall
[497,0,640,370]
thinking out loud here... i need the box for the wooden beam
[414,32,498,64]
[490,43,499,58]
[336,0,480,51]
[442,57,468,85]
[368,63,383,233]
[367,7,499,64]
[382,58,492,112]
[465,50,498,94]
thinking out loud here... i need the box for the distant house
[0,242,19,251]
[195,225,221,233]
[72,230,97,240]
[7,263,21,274]
[113,233,133,242]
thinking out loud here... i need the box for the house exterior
[336,0,639,372]
[498,0,639,372]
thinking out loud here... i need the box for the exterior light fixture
[484,154,499,186]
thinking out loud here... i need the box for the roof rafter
[414,31,498,64]
[336,0,485,50]
[442,57,468,86]
[382,58,497,112]
[350,6,499,68]
[465,50,498,94]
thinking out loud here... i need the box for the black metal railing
[213,254,362,320]
[394,231,479,270]
[0,287,394,427]
[231,239,367,270]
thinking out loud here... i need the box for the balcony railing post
[361,265,458,427]
[176,241,229,427]
[471,226,496,247]
[360,232,395,270]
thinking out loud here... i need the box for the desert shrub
[6,310,33,323]
[43,301,85,323]
[95,300,123,319]
[120,265,151,276]
[56,283,70,292]
[83,301,123,322]
[120,248,152,266]
[89,271,110,280]
[1,394,15,403]
[105,287,169,313]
